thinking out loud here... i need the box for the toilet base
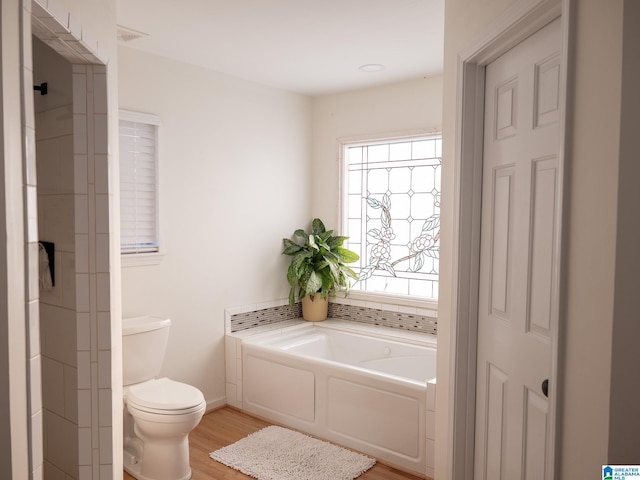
[123,434,193,480]
[123,398,205,480]
[124,461,192,480]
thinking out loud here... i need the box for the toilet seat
[127,377,205,415]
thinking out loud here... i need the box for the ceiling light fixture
[358,64,386,73]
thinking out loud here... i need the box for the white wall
[118,46,312,407]
[310,76,443,227]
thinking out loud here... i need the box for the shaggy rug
[210,425,376,480]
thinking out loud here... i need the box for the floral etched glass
[343,135,441,299]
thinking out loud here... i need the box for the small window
[119,110,160,256]
[340,134,441,301]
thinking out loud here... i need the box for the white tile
[30,354,43,414]
[78,466,91,480]
[60,252,77,311]
[29,300,41,357]
[77,351,91,389]
[77,312,90,351]
[28,242,39,301]
[75,234,89,273]
[98,388,111,427]
[365,301,382,311]
[74,194,89,234]
[58,135,75,193]
[72,74,87,114]
[73,114,87,154]
[241,304,257,314]
[100,465,113,480]
[74,154,88,194]
[93,74,107,114]
[93,115,108,155]
[78,427,91,465]
[99,427,112,464]
[43,461,66,480]
[97,312,111,350]
[25,126,37,184]
[416,307,438,318]
[31,410,43,471]
[41,306,76,366]
[94,154,108,194]
[95,194,109,234]
[98,350,110,389]
[96,234,109,273]
[398,305,418,315]
[42,357,64,415]
[72,64,86,75]
[31,0,49,17]
[44,409,78,474]
[77,389,91,427]
[75,273,90,313]
[96,273,110,312]
[32,466,42,480]
[64,364,77,422]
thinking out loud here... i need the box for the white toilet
[122,316,206,480]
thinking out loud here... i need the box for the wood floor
[123,406,426,480]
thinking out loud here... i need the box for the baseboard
[205,396,227,413]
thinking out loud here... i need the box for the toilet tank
[122,316,171,386]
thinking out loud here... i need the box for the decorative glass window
[119,110,160,256]
[340,134,441,300]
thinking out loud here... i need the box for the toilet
[122,316,206,480]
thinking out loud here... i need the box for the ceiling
[116,0,444,97]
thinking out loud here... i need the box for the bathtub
[237,320,436,475]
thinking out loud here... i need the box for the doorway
[448,1,568,478]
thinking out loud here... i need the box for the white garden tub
[240,320,436,475]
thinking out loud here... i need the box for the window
[340,134,441,301]
[119,110,160,258]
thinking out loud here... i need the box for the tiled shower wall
[22,1,114,478]
[36,104,80,477]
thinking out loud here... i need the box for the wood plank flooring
[123,406,426,480]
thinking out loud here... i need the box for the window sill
[121,252,165,267]
[335,290,438,316]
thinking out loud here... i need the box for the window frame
[338,129,441,310]
[119,109,164,267]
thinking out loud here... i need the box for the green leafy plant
[282,218,360,307]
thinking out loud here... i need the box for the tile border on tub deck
[226,298,437,335]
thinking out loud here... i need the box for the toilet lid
[127,378,205,412]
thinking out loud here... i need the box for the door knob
[542,379,549,397]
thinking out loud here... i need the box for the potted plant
[282,218,359,321]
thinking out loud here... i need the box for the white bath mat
[210,425,376,480]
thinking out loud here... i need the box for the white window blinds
[119,112,160,254]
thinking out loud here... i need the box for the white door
[474,18,561,480]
